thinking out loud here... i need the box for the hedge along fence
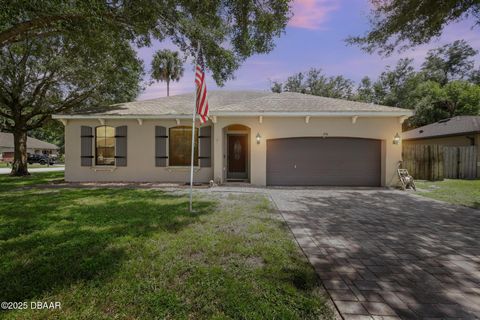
[402,144,477,181]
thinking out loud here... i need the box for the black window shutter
[198,126,211,167]
[80,126,93,167]
[115,126,127,166]
[155,126,168,167]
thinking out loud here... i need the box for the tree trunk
[167,79,170,97]
[11,130,30,176]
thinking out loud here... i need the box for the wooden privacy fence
[444,146,477,179]
[402,144,477,180]
[402,145,444,180]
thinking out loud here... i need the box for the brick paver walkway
[269,188,480,319]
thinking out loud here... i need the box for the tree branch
[0,10,131,47]
[0,15,84,47]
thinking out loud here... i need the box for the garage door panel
[266,137,381,186]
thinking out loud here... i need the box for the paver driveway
[268,188,480,319]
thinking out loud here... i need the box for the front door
[227,134,248,180]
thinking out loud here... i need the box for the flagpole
[189,42,201,212]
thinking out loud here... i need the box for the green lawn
[0,172,332,319]
[0,171,64,192]
[416,179,480,209]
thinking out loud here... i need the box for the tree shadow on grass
[0,188,214,302]
[0,171,64,193]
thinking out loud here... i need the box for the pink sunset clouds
[288,0,340,30]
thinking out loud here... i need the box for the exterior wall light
[393,133,401,145]
[256,133,261,144]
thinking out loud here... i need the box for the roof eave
[53,110,413,120]
[212,111,413,117]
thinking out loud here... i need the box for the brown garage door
[266,137,381,186]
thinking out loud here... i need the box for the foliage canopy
[0,0,291,85]
[347,0,480,55]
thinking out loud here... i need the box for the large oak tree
[0,34,143,175]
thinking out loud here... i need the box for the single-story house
[0,132,59,162]
[53,91,412,186]
[403,116,480,178]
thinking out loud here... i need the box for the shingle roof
[402,116,480,140]
[0,132,59,150]
[56,91,411,117]
[213,92,408,113]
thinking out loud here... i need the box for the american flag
[195,65,209,123]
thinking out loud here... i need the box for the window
[169,126,198,166]
[95,126,115,165]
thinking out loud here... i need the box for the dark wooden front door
[227,134,248,179]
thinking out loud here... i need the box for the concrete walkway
[0,165,64,175]
[268,188,480,319]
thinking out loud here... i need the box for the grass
[416,179,480,209]
[0,163,63,169]
[0,172,332,319]
[0,171,64,192]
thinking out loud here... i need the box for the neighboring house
[403,116,480,178]
[0,132,59,162]
[403,116,480,146]
[53,91,412,186]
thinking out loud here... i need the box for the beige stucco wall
[213,116,403,186]
[64,116,404,186]
[64,119,213,183]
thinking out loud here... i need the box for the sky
[136,0,480,101]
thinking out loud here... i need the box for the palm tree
[151,49,184,96]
